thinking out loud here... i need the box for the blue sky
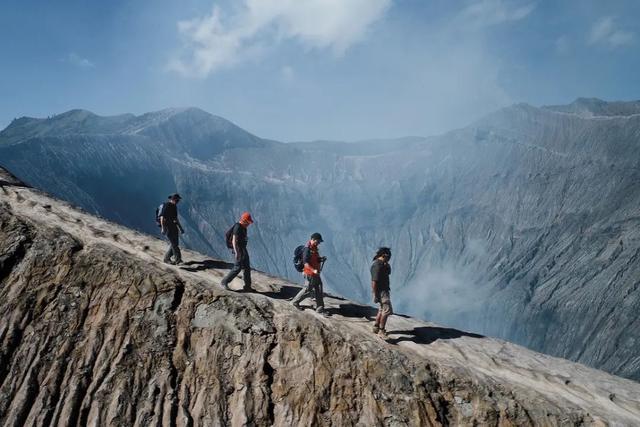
[1,0,639,141]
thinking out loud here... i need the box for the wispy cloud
[588,17,634,49]
[64,52,95,68]
[168,0,392,78]
[459,0,536,28]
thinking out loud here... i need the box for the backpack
[293,245,305,272]
[155,203,165,227]
[225,224,235,249]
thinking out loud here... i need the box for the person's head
[310,232,323,246]
[239,211,253,226]
[168,193,182,204]
[374,247,391,261]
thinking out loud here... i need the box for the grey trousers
[221,251,251,289]
[292,275,324,309]
[163,227,182,262]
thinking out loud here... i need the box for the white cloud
[588,17,634,49]
[169,0,392,78]
[65,52,95,68]
[459,0,536,28]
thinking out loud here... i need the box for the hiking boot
[316,306,328,316]
[372,324,380,334]
[163,259,175,265]
[377,329,388,339]
[174,259,184,266]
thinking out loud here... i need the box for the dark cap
[374,247,391,260]
[310,232,323,242]
[168,193,182,200]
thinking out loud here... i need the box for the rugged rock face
[1,100,640,383]
[2,169,640,426]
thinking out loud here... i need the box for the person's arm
[371,263,380,302]
[160,215,166,233]
[372,280,380,303]
[232,235,240,260]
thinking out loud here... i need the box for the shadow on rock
[257,284,302,300]
[387,326,484,345]
[337,303,378,321]
[180,259,233,272]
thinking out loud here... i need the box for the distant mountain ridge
[543,97,640,117]
[2,98,640,382]
[0,107,259,147]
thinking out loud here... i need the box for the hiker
[371,247,393,338]
[221,212,254,291]
[160,194,185,265]
[292,233,327,314]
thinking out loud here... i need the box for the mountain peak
[126,106,230,133]
[56,108,98,120]
[0,107,248,147]
[543,98,640,117]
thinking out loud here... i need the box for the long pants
[221,250,251,289]
[292,275,324,309]
[163,226,182,262]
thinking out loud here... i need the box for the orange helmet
[240,211,253,224]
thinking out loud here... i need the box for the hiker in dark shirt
[371,247,392,338]
[221,212,254,291]
[291,233,327,314]
[160,194,185,265]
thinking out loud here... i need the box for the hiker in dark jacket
[371,247,392,338]
[160,194,185,265]
[221,212,254,291]
[291,232,326,314]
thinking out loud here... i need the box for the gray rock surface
[2,167,640,426]
[1,100,640,382]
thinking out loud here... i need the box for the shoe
[163,259,175,265]
[316,307,328,316]
[292,301,302,310]
[174,260,184,266]
[378,329,388,339]
[372,324,380,334]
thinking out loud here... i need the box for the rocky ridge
[2,168,640,426]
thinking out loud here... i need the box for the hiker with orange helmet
[221,211,254,291]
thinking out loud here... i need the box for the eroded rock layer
[1,169,640,426]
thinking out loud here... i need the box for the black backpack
[155,203,165,227]
[293,245,305,272]
[225,224,235,249]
